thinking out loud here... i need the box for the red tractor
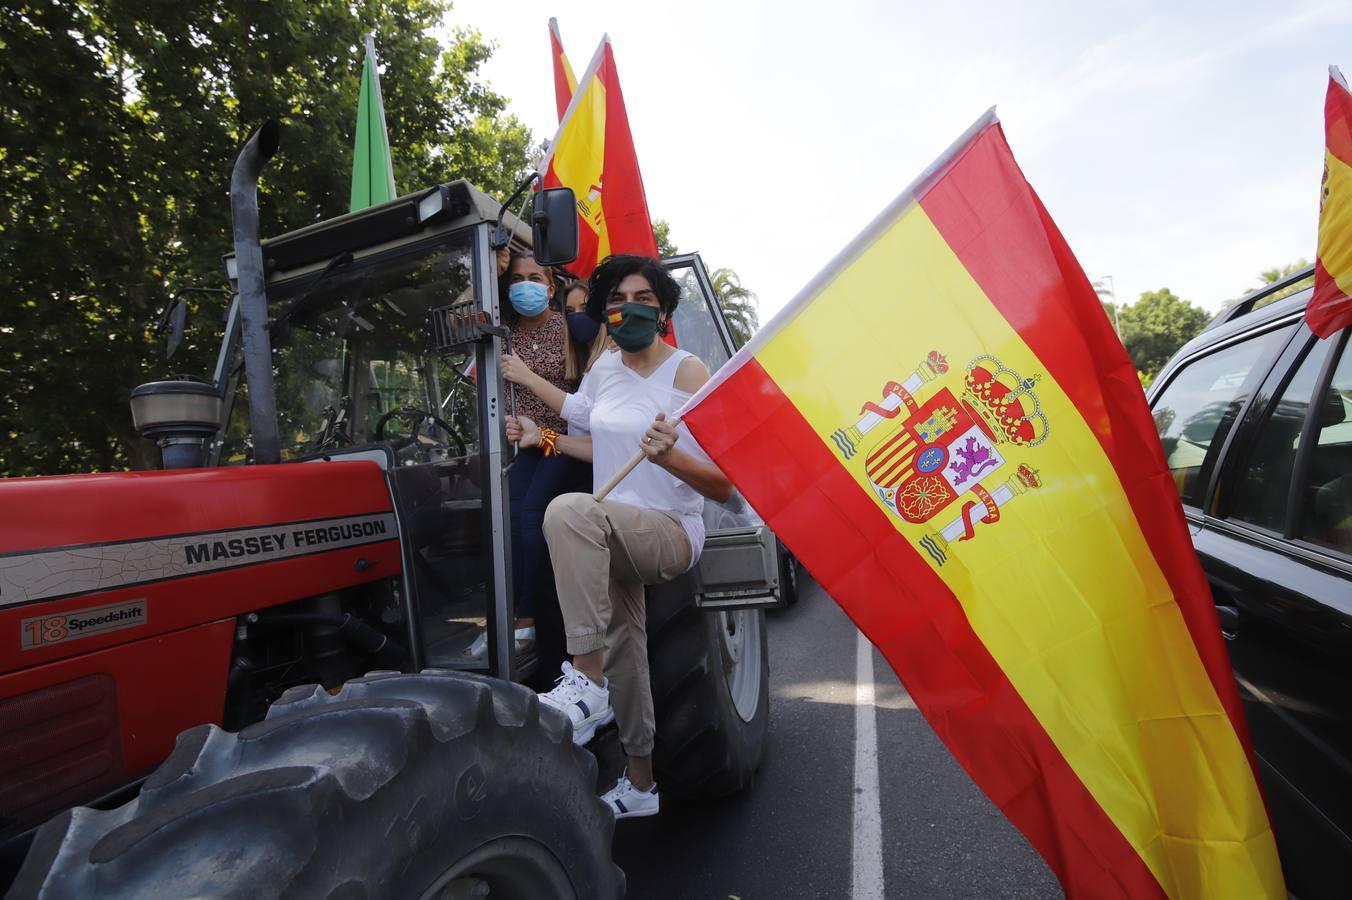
[0,123,794,897]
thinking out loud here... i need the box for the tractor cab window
[218,236,477,463]
[217,231,499,672]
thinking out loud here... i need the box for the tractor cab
[216,183,512,676]
[200,177,786,685]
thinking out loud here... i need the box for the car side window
[1150,328,1287,506]
[1227,338,1335,533]
[1298,335,1352,554]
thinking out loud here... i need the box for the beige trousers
[542,492,692,757]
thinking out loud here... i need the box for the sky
[441,0,1352,319]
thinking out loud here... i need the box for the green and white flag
[350,33,397,211]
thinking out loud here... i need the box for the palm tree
[1221,259,1313,310]
[1089,274,1121,337]
[708,266,759,348]
[1252,259,1313,306]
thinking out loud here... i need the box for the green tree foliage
[0,0,531,476]
[1101,299,1121,334]
[1090,276,1121,335]
[653,218,678,258]
[650,218,759,346]
[1218,259,1314,312]
[1250,259,1314,308]
[708,266,759,348]
[1117,288,1210,380]
[1256,259,1313,286]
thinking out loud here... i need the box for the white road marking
[852,629,885,900]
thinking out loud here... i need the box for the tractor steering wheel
[374,406,467,459]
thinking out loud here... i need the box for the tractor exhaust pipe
[230,121,282,465]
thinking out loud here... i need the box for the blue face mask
[567,310,600,344]
[508,281,550,316]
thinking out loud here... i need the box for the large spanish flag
[678,111,1284,898]
[539,35,659,279]
[1312,65,1352,338]
[549,17,578,122]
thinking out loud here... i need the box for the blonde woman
[560,280,609,379]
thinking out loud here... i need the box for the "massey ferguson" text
[182,519,389,565]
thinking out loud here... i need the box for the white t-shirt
[562,347,711,568]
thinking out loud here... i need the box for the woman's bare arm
[652,438,733,502]
[643,357,734,502]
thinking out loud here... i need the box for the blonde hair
[562,282,608,382]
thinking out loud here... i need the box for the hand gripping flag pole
[592,417,681,502]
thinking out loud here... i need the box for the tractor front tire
[10,671,623,900]
[647,576,770,799]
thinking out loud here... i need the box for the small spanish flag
[606,308,623,327]
[1312,65,1352,338]
[549,18,578,123]
[677,110,1284,899]
[539,35,659,280]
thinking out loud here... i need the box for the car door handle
[1215,604,1239,641]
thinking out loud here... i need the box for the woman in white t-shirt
[504,254,733,821]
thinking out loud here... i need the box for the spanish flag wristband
[538,427,559,457]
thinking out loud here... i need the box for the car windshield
[218,233,477,462]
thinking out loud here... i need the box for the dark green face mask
[606,302,661,352]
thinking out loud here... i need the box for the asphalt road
[609,573,1062,900]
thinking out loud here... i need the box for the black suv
[1147,269,1350,899]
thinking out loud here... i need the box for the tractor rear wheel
[646,576,770,799]
[10,671,623,900]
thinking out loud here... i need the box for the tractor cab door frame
[209,221,520,682]
[318,221,517,682]
[662,253,789,609]
[470,221,517,680]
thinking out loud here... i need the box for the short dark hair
[586,255,680,328]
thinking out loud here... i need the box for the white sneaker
[601,771,659,819]
[538,661,614,745]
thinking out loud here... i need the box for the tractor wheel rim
[720,610,762,723]
[420,836,574,900]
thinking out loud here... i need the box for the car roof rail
[1205,264,1316,331]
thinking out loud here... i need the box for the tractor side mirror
[531,187,578,267]
[155,287,232,359]
[165,298,188,359]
